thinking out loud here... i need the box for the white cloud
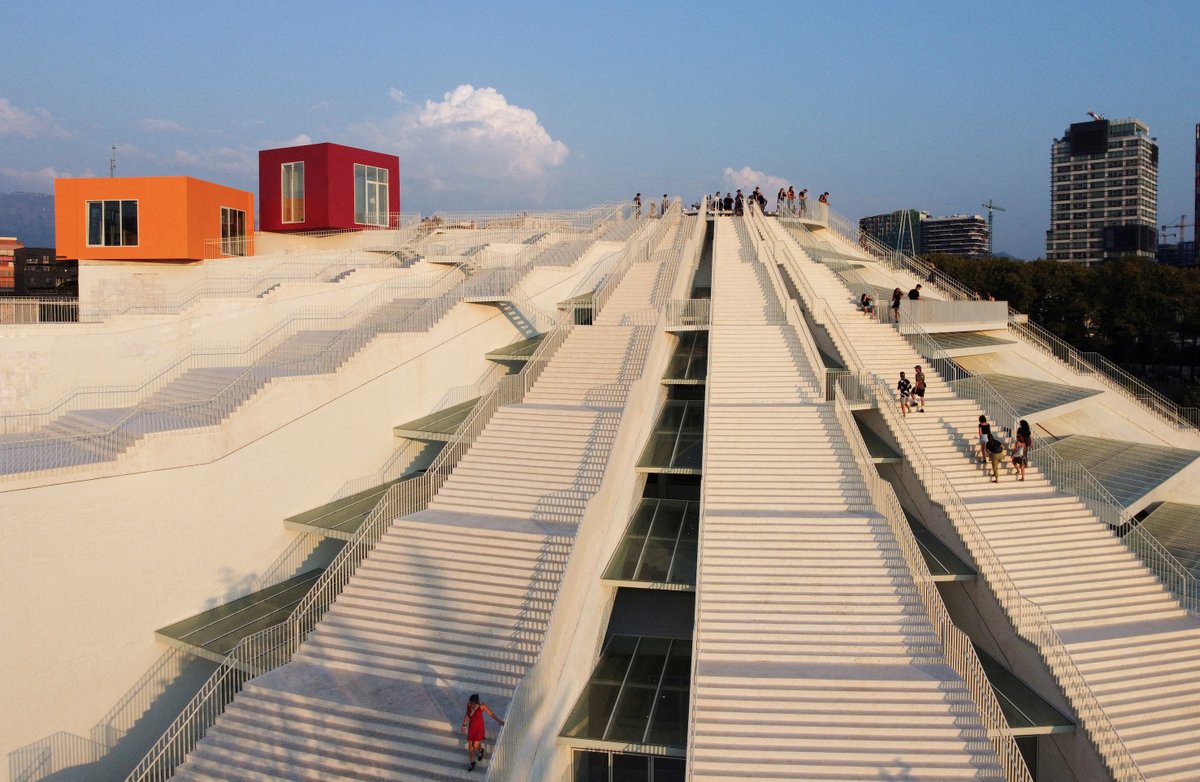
[288,134,313,146]
[388,88,406,104]
[0,165,92,188]
[171,146,256,175]
[0,98,68,138]
[139,118,188,132]
[350,84,569,199]
[722,165,790,195]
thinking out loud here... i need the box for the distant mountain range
[0,192,55,247]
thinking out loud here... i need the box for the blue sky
[2,0,1197,258]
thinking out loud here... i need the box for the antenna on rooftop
[110,145,117,177]
[981,199,1006,255]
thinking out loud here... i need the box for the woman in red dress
[461,693,505,771]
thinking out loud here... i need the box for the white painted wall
[0,263,454,413]
[0,239,614,780]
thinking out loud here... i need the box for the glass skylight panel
[637,401,704,473]
[603,499,699,587]
[561,635,692,749]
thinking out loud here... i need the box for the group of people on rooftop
[697,185,829,217]
[632,193,670,219]
[775,186,829,217]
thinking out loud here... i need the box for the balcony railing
[0,297,79,324]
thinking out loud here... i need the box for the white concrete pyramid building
[3,201,1200,782]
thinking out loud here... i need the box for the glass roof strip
[561,635,692,749]
[953,374,1102,418]
[1139,502,1200,573]
[1045,435,1200,509]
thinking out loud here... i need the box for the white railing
[830,378,1031,781]
[867,373,1146,782]
[748,206,866,375]
[901,318,1199,616]
[488,204,705,782]
[0,210,626,479]
[760,209,1163,778]
[898,297,1009,333]
[835,210,1200,430]
[0,296,79,323]
[124,303,583,782]
[124,208,651,781]
[0,268,463,450]
[665,298,710,328]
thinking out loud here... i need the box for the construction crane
[981,199,1006,255]
[1160,215,1188,243]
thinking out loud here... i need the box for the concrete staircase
[0,228,608,480]
[688,217,1006,780]
[171,244,671,781]
[772,219,1200,781]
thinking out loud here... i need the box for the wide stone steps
[685,219,1003,778]
[175,681,464,782]
[771,222,1200,779]
[172,250,670,778]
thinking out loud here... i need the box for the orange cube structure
[55,176,254,262]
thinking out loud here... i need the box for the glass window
[86,200,138,246]
[354,163,389,226]
[121,200,138,245]
[573,751,610,782]
[221,206,247,256]
[87,201,102,245]
[281,162,304,223]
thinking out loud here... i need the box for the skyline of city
[2,1,1199,259]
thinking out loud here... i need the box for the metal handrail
[831,379,1031,781]
[773,213,1200,615]
[665,298,710,328]
[901,318,1198,615]
[826,208,1200,430]
[1,212,622,480]
[868,373,1146,782]
[750,208,867,373]
[125,205,653,782]
[124,303,583,782]
[488,202,703,782]
[0,297,79,324]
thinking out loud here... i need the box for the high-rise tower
[1046,117,1158,264]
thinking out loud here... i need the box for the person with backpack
[985,433,1005,483]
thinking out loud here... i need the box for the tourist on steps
[897,371,913,418]
[985,433,1005,483]
[977,415,991,463]
[912,365,927,413]
[462,693,505,771]
[1012,419,1032,481]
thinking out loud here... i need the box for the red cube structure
[258,142,400,232]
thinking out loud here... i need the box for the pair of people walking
[896,366,926,416]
